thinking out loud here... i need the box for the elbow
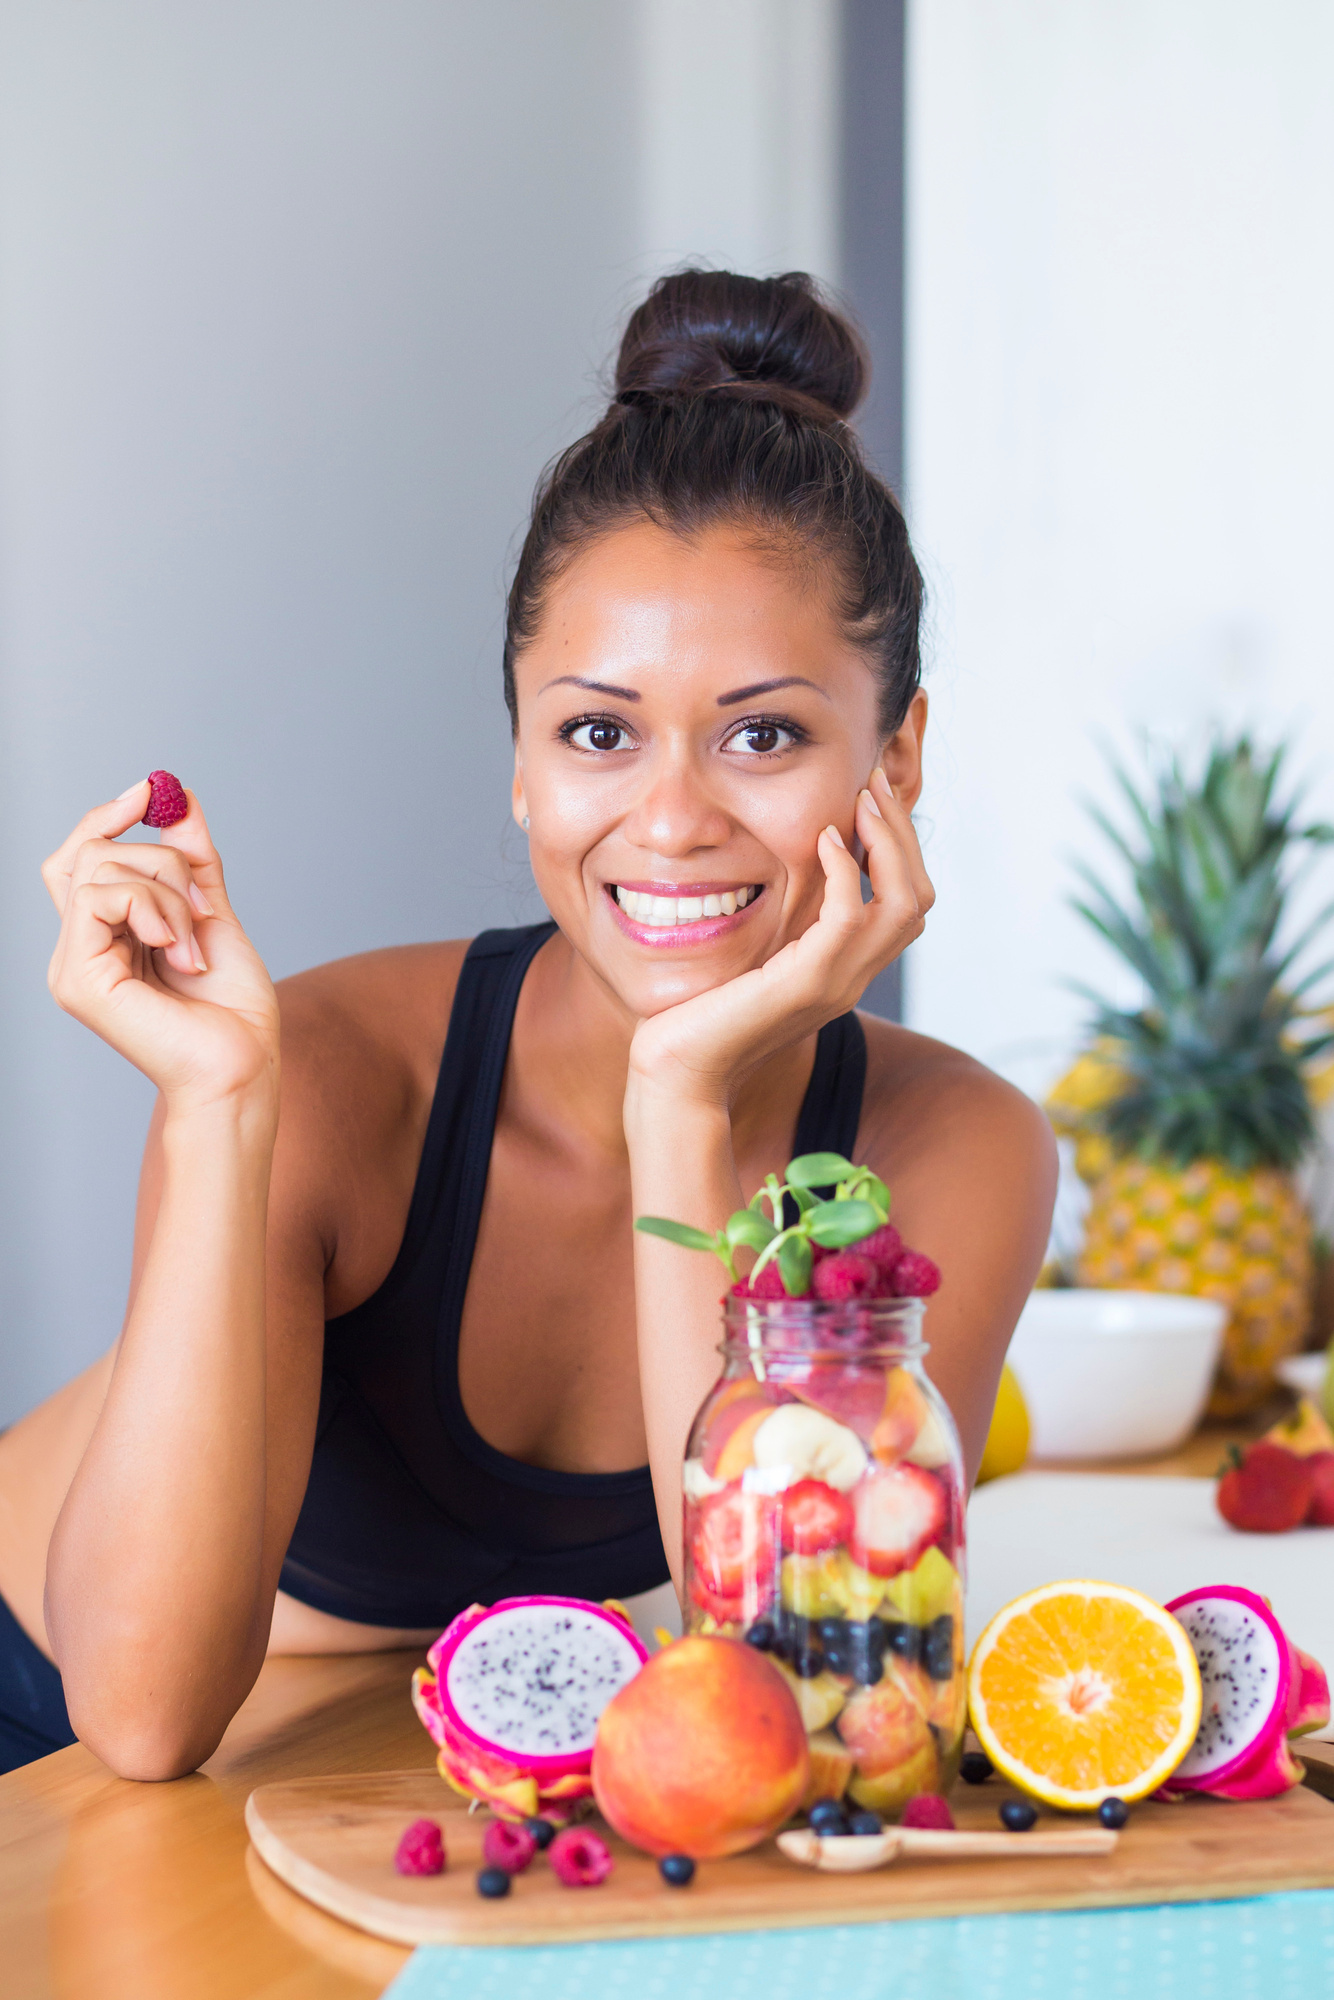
[67,1697,228,1781]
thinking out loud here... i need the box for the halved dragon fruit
[411,1595,649,1824]
[1162,1585,1326,1801]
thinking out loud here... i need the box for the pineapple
[1057,738,1334,1416]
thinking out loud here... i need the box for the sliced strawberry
[779,1477,854,1554]
[689,1486,780,1598]
[848,1463,947,1577]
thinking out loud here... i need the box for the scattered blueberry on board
[1099,1797,1130,1829]
[523,1816,556,1851]
[659,1854,696,1886]
[959,1751,993,1785]
[476,1866,511,1898]
[999,1800,1038,1831]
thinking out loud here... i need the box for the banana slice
[751,1404,868,1493]
[682,1457,726,1501]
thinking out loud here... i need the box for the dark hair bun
[614,269,868,421]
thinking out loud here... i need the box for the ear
[874,690,928,811]
[511,745,528,830]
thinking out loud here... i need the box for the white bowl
[1006,1289,1227,1462]
[1276,1352,1330,1401]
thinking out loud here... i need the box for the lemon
[975,1363,1029,1484]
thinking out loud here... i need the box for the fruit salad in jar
[638,1153,967,1819]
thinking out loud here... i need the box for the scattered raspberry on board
[142,770,188,829]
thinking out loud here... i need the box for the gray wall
[0,2,641,1422]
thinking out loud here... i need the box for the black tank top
[279,922,868,1628]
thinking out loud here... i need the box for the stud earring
[522,816,530,830]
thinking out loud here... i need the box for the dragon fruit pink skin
[411,1596,649,1824]
[1161,1585,1325,1801]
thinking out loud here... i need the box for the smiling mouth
[607,883,763,931]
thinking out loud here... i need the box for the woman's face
[511,519,926,1019]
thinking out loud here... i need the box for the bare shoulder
[855,1012,1056,1197]
[269,941,472,1293]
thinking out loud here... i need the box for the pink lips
[606,883,763,948]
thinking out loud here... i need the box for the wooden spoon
[778,1825,1119,1873]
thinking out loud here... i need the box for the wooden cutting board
[246,1766,1334,1948]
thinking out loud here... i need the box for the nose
[621,745,732,858]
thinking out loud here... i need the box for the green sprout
[635,1152,889,1295]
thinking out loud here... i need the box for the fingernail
[190,937,208,973]
[826,825,845,848]
[860,787,883,820]
[117,779,147,800]
[188,882,215,917]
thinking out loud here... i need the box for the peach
[702,1383,778,1477]
[592,1636,808,1858]
[801,1728,854,1809]
[837,1676,939,1816]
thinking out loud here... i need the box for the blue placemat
[384,1891,1334,2000]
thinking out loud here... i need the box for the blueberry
[659,1853,696,1886]
[816,1617,849,1646]
[524,1816,556,1850]
[793,1648,827,1678]
[745,1620,776,1652]
[922,1615,955,1682]
[883,1620,921,1660]
[847,1810,883,1837]
[1098,1797,1130,1829]
[476,1866,512,1897]
[999,1800,1037,1832]
[959,1752,993,1786]
[808,1798,849,1837]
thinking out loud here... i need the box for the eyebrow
[539,674,641,701]
[717,676,828,706]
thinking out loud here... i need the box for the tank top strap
[389,921,557,1283]
[792,1011,868,1162]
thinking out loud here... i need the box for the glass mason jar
[682,1295,967,1814]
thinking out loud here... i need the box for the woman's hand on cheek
[627,765,933,1108]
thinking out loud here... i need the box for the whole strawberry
[142,770,189,829]
[883,1250,941,1298]
[812,1251,878,1302]
[1307,1450,1334,1528]
[1217,1441,1314,1533]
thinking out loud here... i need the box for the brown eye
[729,721,796,757]
[566,719,628,752]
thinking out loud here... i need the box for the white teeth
[615,887,757,926]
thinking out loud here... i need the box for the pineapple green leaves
[635,1153,889,1293]
[1072,736,1334,1171]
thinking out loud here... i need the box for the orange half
[967,1579,1202,1809]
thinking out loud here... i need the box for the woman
[0,271,1055,1779]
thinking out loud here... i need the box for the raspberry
[142,770,189,830]
[812,1251,878,1301]
[482,1820,538,1874]
[851,1224,902,1268]
[900,1793,955,1830]
[394,1818,446,1875]
[885,1250,941,1297]
[548,1826,613,1886]
[748,1260,790,1299]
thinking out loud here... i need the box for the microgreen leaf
[805,1198,883,1247]
[785,1152,856,1190]
[788,1183,816,1214]
[634,1218,721,1254]
[726,1209,776,1252]
[777,1232,814,1295]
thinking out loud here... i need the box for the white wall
[0,2,843,1424]
[903,1,1334,1096]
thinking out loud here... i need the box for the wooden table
[2,1415,1321,2000]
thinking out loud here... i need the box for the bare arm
[39,785,328,1779]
